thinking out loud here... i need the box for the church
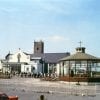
[0,41,70,76]
[0,41,100,82]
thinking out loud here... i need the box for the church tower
[34,41,44,54]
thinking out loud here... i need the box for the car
[0,92,18,100]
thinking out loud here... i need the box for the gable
[8,50,30,63]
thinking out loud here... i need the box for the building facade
[34,41,44,54]
[0,41,70,76]
[59,47,100,78]
[2,49,32,74]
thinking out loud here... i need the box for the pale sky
[0,0,100,58]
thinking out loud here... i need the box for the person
[40,95,44,100]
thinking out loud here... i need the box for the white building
[0,60,3,72]
[2,49,42,74]
[0,41,70,76]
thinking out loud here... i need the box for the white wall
[56,63,60,76]
[8,49,30,63]
[0,60,2,69]
[0,60,3,72]
[30,60,42,74]
[21,64,32,73]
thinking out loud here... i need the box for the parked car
[0,92,18,100]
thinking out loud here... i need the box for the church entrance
[10,63,21,74]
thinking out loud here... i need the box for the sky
[0,0,100,58]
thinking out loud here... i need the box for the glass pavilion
[59,47,100,78]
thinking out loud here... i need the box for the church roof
[5,53,13,60]
[30,52,70,63]
[60,52,100,61]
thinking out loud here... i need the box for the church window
[26,68,29,72]
[27,56,30,59]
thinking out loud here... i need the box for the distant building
[34,41,44,54]
[0,60,2,72]
[31,40,70,75]
[2,49,31,74]
[58,46,100,81]
[0,41,70,76]
[30,52,70,75]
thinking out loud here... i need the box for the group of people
[4,71,58,79]
[20,72,43,78]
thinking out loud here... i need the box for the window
[26,68,29,72]
[27,56,30,59]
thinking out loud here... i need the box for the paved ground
[0,77,99,100]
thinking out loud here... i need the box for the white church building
[0,41,70,76]
[0,49,42,74]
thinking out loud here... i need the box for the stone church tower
[34,41,44,54]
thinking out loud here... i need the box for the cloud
[49,35,68,42]
[35,35,69,43]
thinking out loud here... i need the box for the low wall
[0,74,11,79]
[59,76,100,82]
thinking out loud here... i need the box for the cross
[79,41,82,47]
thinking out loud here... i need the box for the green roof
[60,52,100,61]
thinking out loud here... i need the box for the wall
[8,50,30,63]
[21,64,32,73]
[0,60,2,70]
